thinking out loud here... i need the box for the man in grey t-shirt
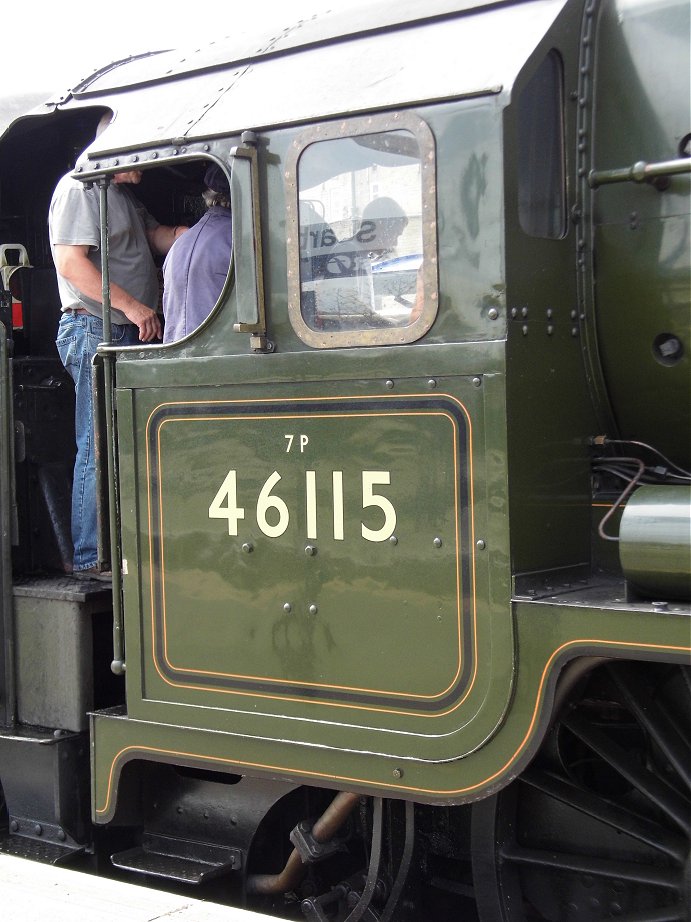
[50,137,185,579]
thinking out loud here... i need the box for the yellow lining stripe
[95,638,691,815]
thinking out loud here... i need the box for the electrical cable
[597,457,646,542]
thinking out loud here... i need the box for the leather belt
[64,307,90,315]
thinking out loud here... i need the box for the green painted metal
[87,0,691,814]
[115,369,514,774]
[620,485,691,600]
[90,594,691,819]
[0,4,689,914]
[503,0,600,578]
[591,0,691,469]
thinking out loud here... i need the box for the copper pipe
[246,791,361,895]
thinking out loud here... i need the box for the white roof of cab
[75,0,567,160]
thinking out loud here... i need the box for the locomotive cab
[0,1,688,919]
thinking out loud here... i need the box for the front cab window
[287,114,437,348]
[517,50,566,239]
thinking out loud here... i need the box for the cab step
[0,831,84,865]
[111,833,242,884]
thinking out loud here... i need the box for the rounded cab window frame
[286,112,438,349]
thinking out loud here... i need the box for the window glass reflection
[298,131,423,332]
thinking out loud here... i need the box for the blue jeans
[56,313,139,572]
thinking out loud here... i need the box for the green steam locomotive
[0,0,689,919]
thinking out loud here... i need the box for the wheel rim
[471,661,691,921]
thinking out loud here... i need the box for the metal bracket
[250,333,275,354]
[290,820,346,864]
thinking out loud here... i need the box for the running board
[111,833,242,884]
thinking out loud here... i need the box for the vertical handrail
[0,324,17,725]
[97,179,126,676]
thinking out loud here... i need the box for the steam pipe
[246,791,360,895]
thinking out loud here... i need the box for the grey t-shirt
[49,173,160,325]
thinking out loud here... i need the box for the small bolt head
[385,379,395,389]
[389,535,398,545]
[283,603,292,614]
[488,308,499,320]
[433,537,442,548]
[392,768,403,779]
[242,542,254,553]
[472,376,482,387]
[476,539,486,550]
[305,545,317,556]
[428,378,437,388]
[309,604,318,615]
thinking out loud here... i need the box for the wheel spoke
[608,663,691,791]
[679,663,691,702]
[473,665,691,922]
[500,843,681,890]
[521,768,687,862]
[563,711,691,832]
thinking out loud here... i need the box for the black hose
[379,800,415,922]
[343,797,383,922]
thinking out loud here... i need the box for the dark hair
[204,164,230,196]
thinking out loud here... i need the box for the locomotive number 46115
[208,469,397,543]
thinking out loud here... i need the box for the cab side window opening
[517,50,566,239]
[289,117,436,347]
[160,162,232,345]
[132,160,233,345]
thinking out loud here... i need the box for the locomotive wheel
[471,661,691,921]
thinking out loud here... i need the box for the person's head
[202,164,231,209]
[112,171,143,184]
[361,196,408,249]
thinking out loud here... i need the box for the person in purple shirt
[162,165,232,343]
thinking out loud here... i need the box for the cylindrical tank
[619,485,691,600]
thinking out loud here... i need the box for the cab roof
[5,0,569,159]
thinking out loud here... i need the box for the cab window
[517,50,566,239]
[287,114,437,348]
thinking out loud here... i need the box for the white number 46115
[208,469,396,543]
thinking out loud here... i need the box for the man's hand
[53,243,161,341]
[120,302,162,341]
